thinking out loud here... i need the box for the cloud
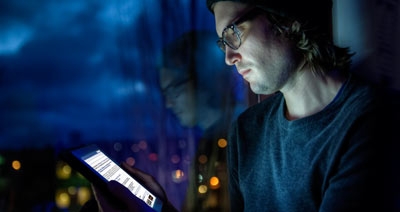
[0,22,33,55]
[97,1,143,28]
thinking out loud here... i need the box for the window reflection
[155,30,245,211]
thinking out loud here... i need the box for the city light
[77,187,91,206]
[217,138,228,148]
[125,156,136,166]
[171,169,185,183]
[11,160,21,170]
[55,190,71,209]
[209,176,220,189]
[198,185,207,194]
[67,186,77,195]
[56,161,71,179]
[198,155,207,164]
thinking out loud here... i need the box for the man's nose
[225,47,241,66]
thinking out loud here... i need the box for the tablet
[60,144,163,211]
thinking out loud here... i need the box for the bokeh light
[217,138,228,148]
[67,186,77,195]
[198,185,207,194]
[209,176,220,189]
[125,156,136,166]
[148,153,158,161]
[11,160,21,170]
[77,187,91,206]
[171,154,180,164]
[198,155,207,164]
[171,169,185,183]
[113,142,123,151]
[55,190,71,209]
[56,162,72,179]
[138,140,147,150]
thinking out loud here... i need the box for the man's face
[159,68,197,127]
[213,1,302,95]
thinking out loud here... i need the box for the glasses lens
[217,39,226,52]
[217,25,241,53]
[224,26,240,50]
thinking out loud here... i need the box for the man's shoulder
[345,73,400,131]
[342,74,384,109]
[349,73,399,109]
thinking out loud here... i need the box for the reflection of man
[160,72,197,128]
[158,30,244,211]
[159,30,242,131]
[83,30,246,212]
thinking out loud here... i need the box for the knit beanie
[206,0,333,36]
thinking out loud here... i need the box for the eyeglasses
[217,7,263,53]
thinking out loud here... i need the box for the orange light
[11,160,21,170]
[172,169,185,183]
[209,176,220,189]
[218,138,228,148]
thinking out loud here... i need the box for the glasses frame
[217,7,264,53]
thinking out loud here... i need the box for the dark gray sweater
[227,75,388,211]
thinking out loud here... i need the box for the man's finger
[107,180,151,211]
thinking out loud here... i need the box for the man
[90,0,399,211]
[207,0,397,211]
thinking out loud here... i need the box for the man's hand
[119,162,167,201]
[91,162,176,212]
